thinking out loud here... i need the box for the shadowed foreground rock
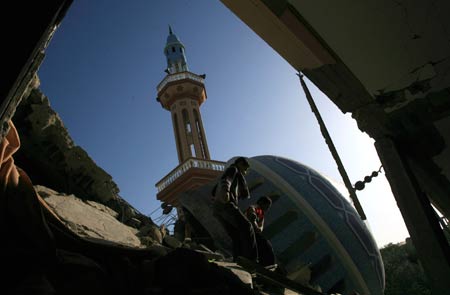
[48,247,257,295]
[33,184,307,294]
[144,248,254,295]
[33,185,285,294]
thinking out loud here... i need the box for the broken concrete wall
[12,85,154,229]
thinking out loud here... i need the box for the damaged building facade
[220,0,450,293]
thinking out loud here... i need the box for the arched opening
[182,109,193,157]
[310,254,333,283]
[182,109,191,134]
[278,231,318,262]
[327,279,346,294]
[193,109,207,158]
[263,210,298,239]
[173,113,182,161]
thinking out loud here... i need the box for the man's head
[234,157,250,175]
[257,196,272,211]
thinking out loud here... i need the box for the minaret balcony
[157,71,204,92]
[155,157,226,205]
[156,71,207,109]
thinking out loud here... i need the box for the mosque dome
[235,155,385,295]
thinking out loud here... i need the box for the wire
[298,73,367,220]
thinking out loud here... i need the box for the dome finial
[169,25,173,35]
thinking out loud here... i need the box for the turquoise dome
[235,155,385,295]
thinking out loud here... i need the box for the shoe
[264,264,277,271]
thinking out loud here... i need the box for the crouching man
[245,196,276,268]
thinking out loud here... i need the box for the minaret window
[172,47,175,52]
[173,113,182,161]
[194,109,207,159]
[182,109,191,134]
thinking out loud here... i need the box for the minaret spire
[164,26,188,73]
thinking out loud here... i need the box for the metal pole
[297,73,367,220]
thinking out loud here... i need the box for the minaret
[155,27,225,206]
[158,26,210,163]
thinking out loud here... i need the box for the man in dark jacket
[212,157,258,262]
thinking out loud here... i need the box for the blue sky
[37,0,409,247]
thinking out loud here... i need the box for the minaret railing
[157,71,204,93]
[156,157,225,192]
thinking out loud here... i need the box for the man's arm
[215,166,238,203]
[245,206,261,232]
[220,166,238,191]
[259,218,264,232]
[237,174,250,200]
[246,206,257,223]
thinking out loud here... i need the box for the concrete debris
[137,223,164,244]
[162,234,183,249]
[7,87,328,294]
[36,185,143,248]
[36,184,312,294]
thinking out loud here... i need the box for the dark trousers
[214,203,258,262]
[255,231,275,267]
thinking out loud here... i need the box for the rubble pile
[7,87,330,294]
[36,184,325,294]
